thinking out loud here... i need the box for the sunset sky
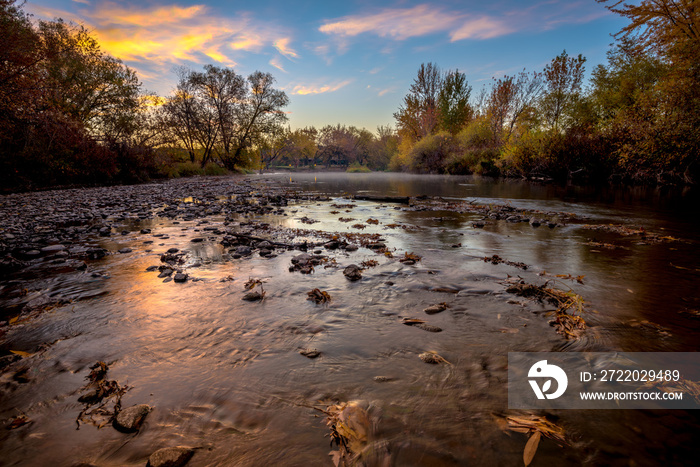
[26,1,628,131]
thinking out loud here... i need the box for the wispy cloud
[292,80,352,95]
[319,2,608,44]
[72,0,91,5]
[274,38,299,59]
[269,56,286,73]
[450,17,513,41]
[377,87,396,97]
[319,4,458,40]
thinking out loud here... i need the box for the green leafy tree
[540,50,586,131]
[438,69,473,134]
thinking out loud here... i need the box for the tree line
[391,0,699,184]
[2,0,697,189]
[0,0,295,189]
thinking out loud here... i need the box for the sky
[25,0,629,132]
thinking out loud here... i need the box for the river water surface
[1,173,699,466]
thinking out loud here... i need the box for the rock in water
[343,264,362,281]
[242,291,263,301]
[299,348,321,359]
[147,446,195,467]
[173,273,188,283]
[423,303,447,315]
[113,404,151,432]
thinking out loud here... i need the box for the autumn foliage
[391,1,700,184]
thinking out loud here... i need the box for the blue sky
[26,1,628,131]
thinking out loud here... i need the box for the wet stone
[167,248,179,254]
[242,291,263,301]
[113,404,151,433]
[40,244,66,253]
[118,248,132,254]
[235,246,252,256]
[424,303,447,315]
[158,269,173,278]
[343,264,362,281]
[299,348,321,359]
[147,446,195,467]
[140,229,151,234]
[173,273,188,283]
[415,323,442,332]
[373,376,396,383]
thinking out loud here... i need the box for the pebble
[299,348,321,358]
[147,447,195,467]
[40,244,66,253]
[173,273,188,283]
[423,304,447,315]
[242,291,263,301]
[343,264,362,281]
[113,404,151,432]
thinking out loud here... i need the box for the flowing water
[1,173,699,466]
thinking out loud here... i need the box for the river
[1,172,698,466]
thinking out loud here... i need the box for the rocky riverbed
[1,174,699,466]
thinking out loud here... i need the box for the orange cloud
[86,2,205,27]
[274,38,299,59]
[29,2,290,69]
[292,80,352,95]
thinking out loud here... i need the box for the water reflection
[1,173,698,465]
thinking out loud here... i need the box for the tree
[188,65,246,165]
[161,68,205,163]
[257,126,291,173]
[394,63,442,141]
[368,125,399,170]
[285,127,318,167]
[487,70,544,144]
[38,20,141,140]
[438,69,473,134]
[597,0,700,181]
[540,50,586,131]
[225,71,289,169]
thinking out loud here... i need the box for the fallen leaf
[7,415,31,429]
[523,431,541,466]
[9,350,32,358]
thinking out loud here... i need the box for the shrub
[346,162,371,173]
[405,132,455,173]
[172,161,204,178]
[203,162,229,176]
